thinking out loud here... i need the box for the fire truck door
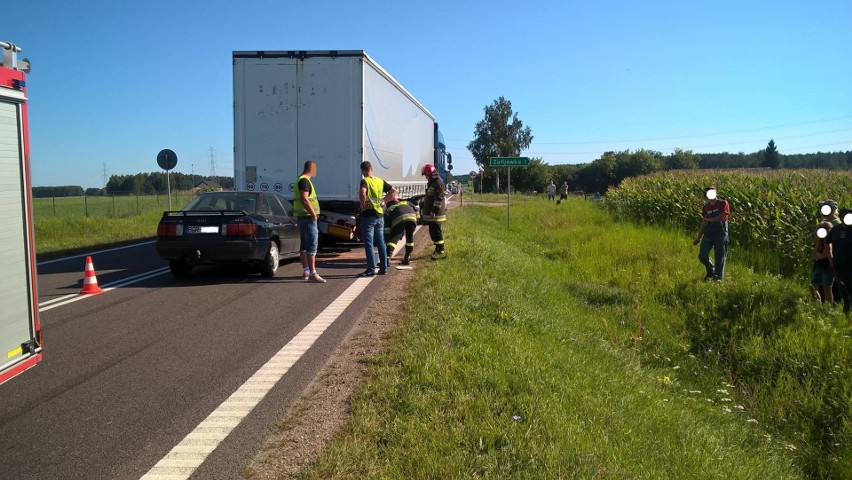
[0,99,35,366]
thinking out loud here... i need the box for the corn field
[605,169,852,274]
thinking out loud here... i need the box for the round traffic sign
[469,170,477,179]
[157,149,178,171]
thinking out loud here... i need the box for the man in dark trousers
[693,185,730,281]
[420,163,447,259]
[384,196,418,265]
[827,208,852,314]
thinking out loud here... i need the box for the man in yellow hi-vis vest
[358,161,396,277]
[293,160,326,283]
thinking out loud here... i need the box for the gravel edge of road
[243,242,429,479]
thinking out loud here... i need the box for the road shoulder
[245,236,430,479]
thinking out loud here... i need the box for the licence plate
[186,226,220,234]
[327,224,352,239]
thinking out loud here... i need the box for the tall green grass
[32,193,196,219]
[33,194,195,254]
[303,199,850,478]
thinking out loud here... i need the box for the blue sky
[6,0,851,188]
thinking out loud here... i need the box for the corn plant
[605,169,852,274]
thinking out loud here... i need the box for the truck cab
[435,128,453,183]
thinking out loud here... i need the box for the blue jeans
[698,234,728,279]
[297,217,318,255]
[360,215,387,272]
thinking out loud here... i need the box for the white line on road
[140,276,375,480]
[39,267,170,312]
[36,240,156,266]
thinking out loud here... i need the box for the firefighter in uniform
[421,164,447,259]
[384,196,418,265]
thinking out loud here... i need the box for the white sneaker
[302,269,310,280]
[308,273,327,283]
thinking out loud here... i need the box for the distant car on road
[156,191,301,278]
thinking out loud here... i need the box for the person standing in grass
[811,221,835,304]
[693,185,730,281]
[546,180,556,201]
[818,200,841,302]
[557,180,569,205]
[827,209,852,313]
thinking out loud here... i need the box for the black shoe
[357,270,375,278]
[377,270,388,275]
[401,258,410,266]
[703,273,714,281]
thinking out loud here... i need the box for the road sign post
[157,149,178,210]
[489,157,530,229]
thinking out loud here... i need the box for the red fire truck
[0,40,41,385]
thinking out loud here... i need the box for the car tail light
[223,222,258,236]
[157,223,183,236]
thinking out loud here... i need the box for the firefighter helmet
[421,164,437,176]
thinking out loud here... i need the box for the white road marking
[39,267,170,312]
[36,240,156,266]
[140,277,375,480]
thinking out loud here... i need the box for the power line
[209,147,216,177]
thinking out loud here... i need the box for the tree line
[465,97,852,195]
[32,172,235,198]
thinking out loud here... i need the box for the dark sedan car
[156,191,301,278]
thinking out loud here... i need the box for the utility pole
[209,147,216,178]
[102,163,108,190]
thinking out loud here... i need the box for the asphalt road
[0,235,420,480]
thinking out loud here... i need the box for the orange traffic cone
[79,256,104,295]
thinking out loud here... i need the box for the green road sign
[489,157,530,167]
[458,178,469,185]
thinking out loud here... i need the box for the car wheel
[260,241,279,277]
[169,260,193,278]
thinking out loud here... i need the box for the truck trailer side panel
[362,58,435,199]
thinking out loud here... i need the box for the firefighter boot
[431,244,447,260]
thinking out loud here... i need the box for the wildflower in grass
[717,389,729,394]
[659,376,672,385]
[720,398,732,402]
[512,415,521,422]
[747,418,758,424]
[784,443,797,451]
[722,406,732,413]
[689,390,702,394]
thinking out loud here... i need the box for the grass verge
[304,198,850,478]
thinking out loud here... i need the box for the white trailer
[0,41,42,385]
[233,50,451,240]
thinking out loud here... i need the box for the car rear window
[184,194,257,212]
